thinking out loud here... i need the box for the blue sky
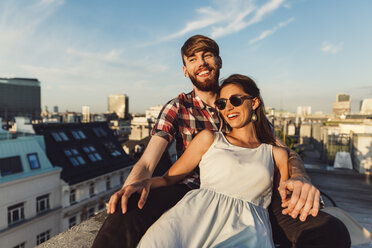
[1,0,371,114]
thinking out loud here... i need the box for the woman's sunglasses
[214,95,254,110]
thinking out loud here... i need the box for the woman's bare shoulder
[195,129,215,143]
[272,145,289,163]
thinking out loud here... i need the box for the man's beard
[189,68,220,92]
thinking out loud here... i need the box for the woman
[134,74,289,247]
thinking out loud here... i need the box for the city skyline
[1,0,371,114]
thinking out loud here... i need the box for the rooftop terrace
[37,165,372,248]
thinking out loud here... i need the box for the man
[92,35,350,248]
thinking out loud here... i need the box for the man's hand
[106,136,169,214]
[278,179,320,222]
[107,179,151,215]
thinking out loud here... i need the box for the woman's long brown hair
[219,74,276,145]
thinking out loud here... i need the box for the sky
[0,0,371,114]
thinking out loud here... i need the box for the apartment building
[0,136,62,248]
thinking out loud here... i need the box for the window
[89,183,95,197]
[88,207,95,217]
[13,242,26,248]
[106,177,111,190]
[92,127,107,137]
[59,131,69,141]
[78,130,87,139]
[27,153,40,169]
[83,145,103,162]
[51,132,62,142]
[104,142,122,157]
[64,148,86,166]
[71,130,87,140]
[81,211,87,222]
[0,156,23,176]
[51,131,69,141]
[36,194,50,214]
[36,230,50,245]
[70,189,76,205]
[8,203,25,225]
[68,216,76,228]
[71,130,80,140]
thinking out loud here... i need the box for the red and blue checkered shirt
[151,90,224,188]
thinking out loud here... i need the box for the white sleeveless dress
[137,131,275,248]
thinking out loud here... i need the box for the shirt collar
[190,90,207,110]
[192,90,218,112]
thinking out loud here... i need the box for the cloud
[158,0,287,41]
[65,48,168,73]
[0,0,174,112]
[66,48,124,64]
[247,0,286,25]
[249,17,294,44]
[0,0,64,55]
[210,7,255,38]
[163,6,230,40]
[321,41,343,54]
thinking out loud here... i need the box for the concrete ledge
[37,211,108,248]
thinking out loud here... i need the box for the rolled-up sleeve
[151,99,179,143]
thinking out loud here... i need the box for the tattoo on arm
[288,149,311,182]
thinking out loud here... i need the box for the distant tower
[53,106,59,113]
[108,94,129,119]
[82,106,90,123]
[332,93,351,118]
[360,98,372,115]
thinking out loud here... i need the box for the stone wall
[37,211,107,248]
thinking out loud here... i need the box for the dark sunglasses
[214,95,254,110]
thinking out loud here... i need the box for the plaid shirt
[151,90,224,188]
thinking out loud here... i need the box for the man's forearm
[123,135,170,187]
[123,162,152,187]
[288,149,311,182]
[273,134,311,182]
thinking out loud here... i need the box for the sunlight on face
[219,84,253,129]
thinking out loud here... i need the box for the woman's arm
[150,129,215,188]
[272,146,289,186]
[125,130,215,212]
[274,135,310,181]
[274,135,321,220]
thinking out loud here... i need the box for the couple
[92,35,350,247]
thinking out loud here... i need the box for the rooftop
[0,77,40,87]
[33,122,133,185]
[38,165,372,248]
[0,135,60,184]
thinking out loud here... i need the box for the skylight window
[59,131,69,141]
[103,142,122,157]
[78,130,87,139]
[51,132,62,142]
[83,145,103,162]
[71,131,80,140]
[71,130,87,140]
[64,149,86,166]
[51,131,69,142]
[27,153,41,169]
[92,127,108,137]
